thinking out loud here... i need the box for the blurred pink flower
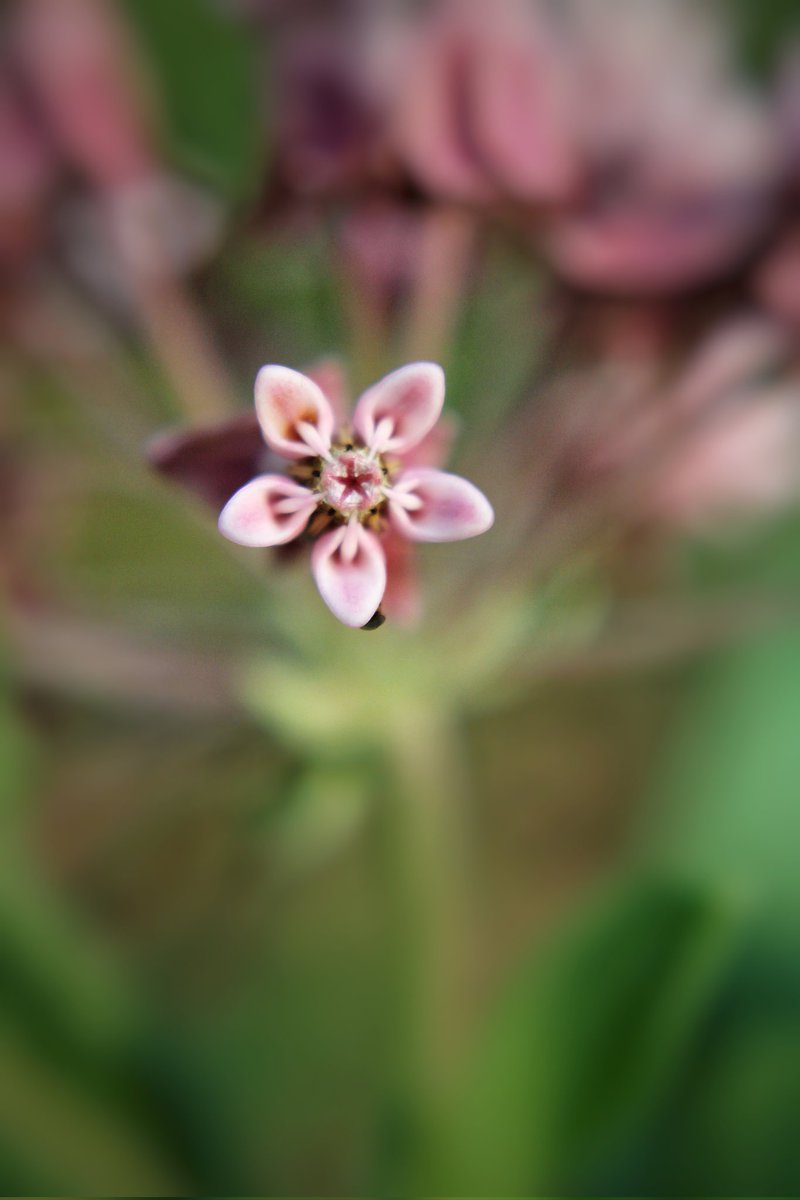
[61,173,223,293]
[15,0,154,189]
[393,0,578,204]
[276,25,383,196]
[650,385,800,531]
[339,200,425,318]
[540,0,783,293]
[638,320,798,535]
[13,0,223,286]
[755,225,800,329]
[559,314,800,530]
[218,363,494,627]
[0,69,56,266]
[391,0,782,294]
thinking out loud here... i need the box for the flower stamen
[296,420,334,460]
[368,416,395,456]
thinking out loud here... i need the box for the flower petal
[471,0,579,202]
[393,11,495,203]
[381,532,422,626]
[219,475,318,547]
[353,362,445,455]
[389,468,494,542]
[542,196,773,296]
[148,413,266,509]
[396,410,459,470]
[255,365,334,460]
[311,523,387,627]
[305,356,349,427]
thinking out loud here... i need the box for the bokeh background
[3,0,800,1193]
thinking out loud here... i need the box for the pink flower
[393,0,579,205]
[391,0,781,294]
[755,224,800,329]
[276,26,382,197]
[649,387,800,531]
[539,0,782,294]
[16,0,155,190]
[218,363,494,627]
[0,69,56,268]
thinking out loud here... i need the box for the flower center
[320,448,384,514]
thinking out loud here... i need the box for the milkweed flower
[543,314,800,533]
[14,0,223,290]
[393,0,579,205]
[538,0,783,294]
[391,0,781,295]
[218,363,494,627]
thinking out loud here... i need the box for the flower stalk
[378,702,472,1188]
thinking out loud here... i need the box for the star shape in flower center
[320,448,384,513]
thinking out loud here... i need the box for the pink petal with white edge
[311,522,387,627]
[353,362,445,456]
[255,365,334,460]
[219,475,318,547]
[389,468,494,542]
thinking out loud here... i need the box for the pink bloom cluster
[392,0,783,294]
[4,0,221,288]
[218,363,494,627]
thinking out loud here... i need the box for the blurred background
[2,0,800,1192]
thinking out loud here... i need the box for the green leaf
[726,0,800,77]
[591,628,800,1191]
[442,877,746,1194]
[122,0,267,204]
[641,628,800,935]
[0,669,140,1073]
[0,1016,185,1194]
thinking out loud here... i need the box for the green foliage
[447,235,548,431]
[122,0,267,204]
[0,681,185,1193]
[682,508,800,594]
[50,479,266,637]
[607,625,800,1192]
[441,877,746,1194]
[211,227,346,368]
[643,627,800,945]
[726,0,800,76]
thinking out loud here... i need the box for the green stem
[378,703,472,1189]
